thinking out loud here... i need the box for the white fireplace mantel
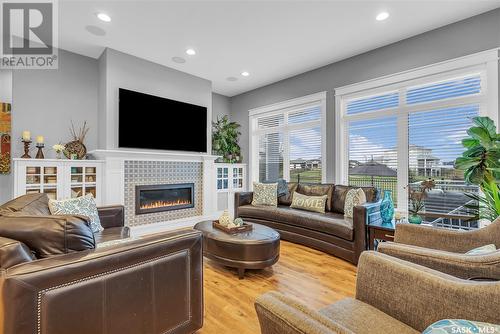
[88,149,219,221]
[89,149,220,162]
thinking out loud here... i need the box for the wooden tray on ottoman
[212,220,253,234]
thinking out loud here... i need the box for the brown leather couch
[235,183,379,264]
[0,194,203,334]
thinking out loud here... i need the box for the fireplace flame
[140,198,191,210]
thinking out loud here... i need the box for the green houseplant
[454,116,500,221]
[212,115,242,163]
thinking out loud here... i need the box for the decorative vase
[380,190,394,224]
[408,214,423,224]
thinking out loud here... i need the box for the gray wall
[0,50,98,203]
[212,93,231,121]
[230,8,500,183]
[98,48,213,151]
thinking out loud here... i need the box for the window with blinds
[343,71,485,226]
[348,116,398,204]
[251,96,325,184]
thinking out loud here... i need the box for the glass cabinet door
[70,165,98,198]
[216,167,229,191]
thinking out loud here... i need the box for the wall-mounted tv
[118,88,207,153]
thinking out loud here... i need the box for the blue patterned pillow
[423,319,500,334]
[49,194,103,233]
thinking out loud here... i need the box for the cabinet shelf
[14,159,103,205]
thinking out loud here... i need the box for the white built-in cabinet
[13,159,104,205]
[215,163,247,213]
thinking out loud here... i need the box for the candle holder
[35,143,45,159]
[21,139,32,159]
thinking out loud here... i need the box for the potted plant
[407,179,435,224]
[455,116,500,222]
[212,115,242,163]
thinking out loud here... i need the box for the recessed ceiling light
[226,77,238,82]
[172,56,186,64]
[241,71,250,77]
[376,12,389,21]
[186,48,196,56]
[96,13,111,22]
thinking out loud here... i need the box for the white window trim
[335,48,499,212]
[249,92,327,188]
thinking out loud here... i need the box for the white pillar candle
[22,131,31,141]
[36,135,44,144]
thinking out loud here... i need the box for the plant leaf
[467,127,492,146]
[473,116,497,138]
[462,138,479,148]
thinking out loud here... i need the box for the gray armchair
[255,251,500,334]
[377,218,500,280]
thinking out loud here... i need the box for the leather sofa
[0,194,203,334]
[235,183,379,265]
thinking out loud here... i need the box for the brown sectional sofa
[0,193,203,334]
[235,183,379,264]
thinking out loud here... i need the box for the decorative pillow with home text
[290,191,328,214]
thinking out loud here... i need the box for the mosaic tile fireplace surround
[124,160,203,226]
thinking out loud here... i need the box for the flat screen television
[118,88,207,153]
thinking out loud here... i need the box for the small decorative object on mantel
[212,115,242,163]
[35,135,44,159]
[21,130,31,159]
[53,143,65,159]
[64,121,89,160]
[407,179,435,224]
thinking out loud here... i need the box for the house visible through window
[336,52,498,229]
[250,93,326,184]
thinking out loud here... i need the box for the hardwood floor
[199,240,357,334]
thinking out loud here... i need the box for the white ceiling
[59,1,500,97]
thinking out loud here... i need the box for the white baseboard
[129,213,220,237]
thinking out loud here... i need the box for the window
[336,50,499,228]
[250,92,326,185]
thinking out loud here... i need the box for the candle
[22,131,31,141]
[36,135,44,144]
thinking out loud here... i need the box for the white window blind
[258,132,283,182]
[250,93,326,185]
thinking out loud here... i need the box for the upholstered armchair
[377,218,500,280]
[255,251,500,334]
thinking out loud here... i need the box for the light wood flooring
[199,240,357,334]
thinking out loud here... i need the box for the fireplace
[135,183,194,215]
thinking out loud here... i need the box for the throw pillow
[343,188,367,218]
[263,178,289,197]
[290,191,328,214]
[423,319,500,334]
[252,182,278,207]
[465,244,497,255]
[49,194,103,233]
